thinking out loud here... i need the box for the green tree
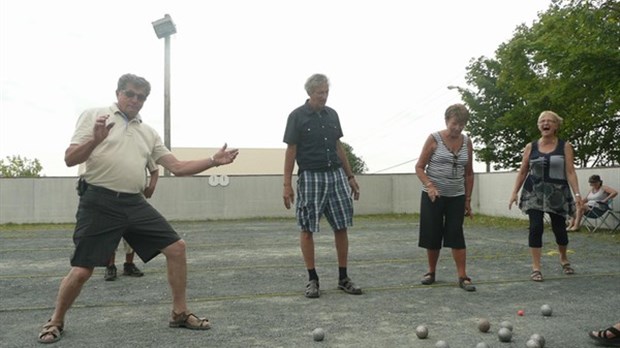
[0,155,43,177]
[341,142,368,174]
[461,0,620,169]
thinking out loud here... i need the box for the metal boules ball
[312,328,325,341]
[415,325,429,339]
[530,333,545,347]
[435,340,450,348]
[500,320,513,331]
[526,338,542,348]
[498,327,512,342]
[478,319,491,333]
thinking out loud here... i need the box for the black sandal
[588,326,620,346]
[421,272,435,285]
[458,277,476,292]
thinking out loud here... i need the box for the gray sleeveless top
[423,132,468,197]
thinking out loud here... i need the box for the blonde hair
[538,110,563,126]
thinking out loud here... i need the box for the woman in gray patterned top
[509,110,582,282]
[415,104,476,291]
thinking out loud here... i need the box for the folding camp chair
[583,199,620,233]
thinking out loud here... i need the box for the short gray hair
[117,73,151,95]
[305,74,329,95]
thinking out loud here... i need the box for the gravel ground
[1,216,619,348]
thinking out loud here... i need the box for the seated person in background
[568,174,618,231]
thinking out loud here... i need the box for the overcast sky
[0,0,552,176]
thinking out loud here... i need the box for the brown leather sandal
[37,320,64,344]
[530,270,544,282]
[169,311,211,330]
[561,263,575,275]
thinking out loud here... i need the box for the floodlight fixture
[152,14,177,39]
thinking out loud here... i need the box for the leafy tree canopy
[0,155,43,177]
[342,142,368,174]
[461,0,620,170]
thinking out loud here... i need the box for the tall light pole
[152,14,177,176]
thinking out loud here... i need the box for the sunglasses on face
[122,90,147,102]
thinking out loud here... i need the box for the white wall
[1,168,618,225]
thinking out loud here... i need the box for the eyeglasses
[122,90,147,102]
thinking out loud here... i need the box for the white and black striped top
[423,132,468,197]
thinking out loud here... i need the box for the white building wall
[1,168,618,225]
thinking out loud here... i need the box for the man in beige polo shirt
[37,73,239,344]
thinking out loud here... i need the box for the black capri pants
[418,191,466,249]
[527,209,569,248]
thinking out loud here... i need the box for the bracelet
[575,193,581,197]
[347,175,355,180]
[210,156,219,167]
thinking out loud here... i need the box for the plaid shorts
[296,168,354,232]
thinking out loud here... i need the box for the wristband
[210,156,219,167]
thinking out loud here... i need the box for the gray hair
[305,74,330,95]
[117,73,151,95]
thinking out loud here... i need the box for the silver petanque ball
[435,340,450,348]
[541,304,553,317]
[530,333,546,347]
[415,325,429,339]
[475,342,490,348]
[526,338,542,348]
[312,328,325,341]
[500,320,513,331]
[498,327,512,342]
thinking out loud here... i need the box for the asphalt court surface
[1,216,619,348]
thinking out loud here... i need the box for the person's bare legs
[334,229,348,268]
[300,231,315,270]
[558,244,570,265]
[39,267,93,342]
[568,207,585,231]
[107,254,115,267]
[531,247,542,271]
[426,249,440,274]
[125,252,134,264]
[161,240,189,315]
[452,248,467,279]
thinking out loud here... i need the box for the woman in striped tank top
[415,104,476,292]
